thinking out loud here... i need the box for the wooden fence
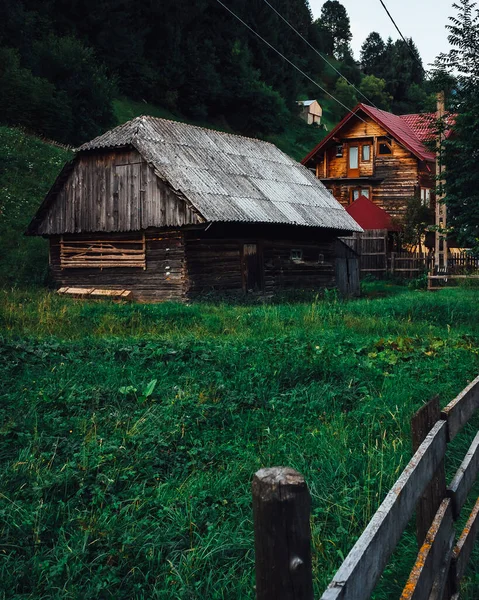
[252,376,479,600]
[340,231,479,280]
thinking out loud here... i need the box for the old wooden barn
[27,116,362,301]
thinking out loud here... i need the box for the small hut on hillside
[27,116,361,301]
[297,100,323,125]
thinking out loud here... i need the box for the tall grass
[0,285,478,598]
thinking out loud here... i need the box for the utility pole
[435,91,448,271]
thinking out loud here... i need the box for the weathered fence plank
[450,495,479,583]
[400,499,454,600]
[427,530,455,600]
[320,421,448,600]
[447,431,479,519]
[252,467,313,600]
[411,397,447,546]
[441,375,479,441]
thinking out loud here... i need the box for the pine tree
[360,32,386,76]
[434,0,479,252]
[317,0,352,59]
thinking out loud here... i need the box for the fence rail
[340,231,479,280]
[253,376,479,599]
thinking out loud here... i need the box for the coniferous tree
[316,0,352,59]
[360,32,386,76]
[434,0,479,252]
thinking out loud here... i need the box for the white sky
[308,0,453,69]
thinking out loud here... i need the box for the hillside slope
[0,127,71,286]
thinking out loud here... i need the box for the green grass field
[1,285,478,599]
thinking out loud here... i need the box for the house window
[350,187,370,203]
[421,188,431,207]
[336,144,343,157]
[377,138,392,155]
[290,249,303,261]
[60,235,146,270]
[362,144,371,161]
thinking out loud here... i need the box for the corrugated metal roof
[77,116,361,232]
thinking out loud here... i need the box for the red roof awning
[346,195,399,231]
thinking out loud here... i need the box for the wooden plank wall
[49,231,186,301]
[185,236,243,295]
[263,239,335,294]
[316,116,426,220]
[37,150,202,235]
[184,233,337,297]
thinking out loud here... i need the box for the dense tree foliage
[434,0,479,253]
[315,0,352,59]
[0,0,432,145]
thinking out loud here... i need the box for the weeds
[0,285,478,598]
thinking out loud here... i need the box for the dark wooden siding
[37,150,203,235]
[185,236,243,295]
[184,226,337,297]
[263,239,335,294]
[49,230,186,301]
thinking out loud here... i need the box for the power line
[261,0,379,109]
[213,0,368,123]
[377,0,428,75]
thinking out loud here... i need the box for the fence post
[411,396,447,547]
[252,467,313,600]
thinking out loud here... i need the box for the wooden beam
[450,495,479,583]
[320,421,448,600]
[411,397,447,547]
[400,499,454,600]
[441,375,479,441]
[447,431,479,519]
[252,467,313,600]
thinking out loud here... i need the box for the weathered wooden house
[302,103,439,221]
[27,116,361,301]
[297,100,323,126]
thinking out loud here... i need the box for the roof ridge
[133,114,280,148]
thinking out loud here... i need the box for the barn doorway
[242,243,264,293]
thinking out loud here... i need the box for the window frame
[350,186,371,204]
[290,248,303,262]
[377,137,392,156]
[361,143,371,162]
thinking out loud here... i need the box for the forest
[0,0,437,149]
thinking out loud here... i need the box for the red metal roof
[401,112,455,142]
[346,195,399,231]
[302,103,437,165]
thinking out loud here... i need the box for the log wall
[184,227,337,296]
[37,150,202,235]
[49,226,342,302]
[314,115,433,220]
[49,231,186,302]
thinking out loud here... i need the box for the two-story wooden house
[302,103,438,222]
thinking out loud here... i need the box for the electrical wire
[213,0,368,123]
[261,0,379,109]
[377,0,428,75]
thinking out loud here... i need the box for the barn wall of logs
[48,225,343,301]
[49,231,186,301]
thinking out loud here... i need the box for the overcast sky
[308,0,454,69]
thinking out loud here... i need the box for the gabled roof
[346,195,399,231]
[30,116,361,234]
[302,103,437,165]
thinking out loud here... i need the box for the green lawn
[1,285,478,599]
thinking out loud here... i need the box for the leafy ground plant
[0,284,478,599]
